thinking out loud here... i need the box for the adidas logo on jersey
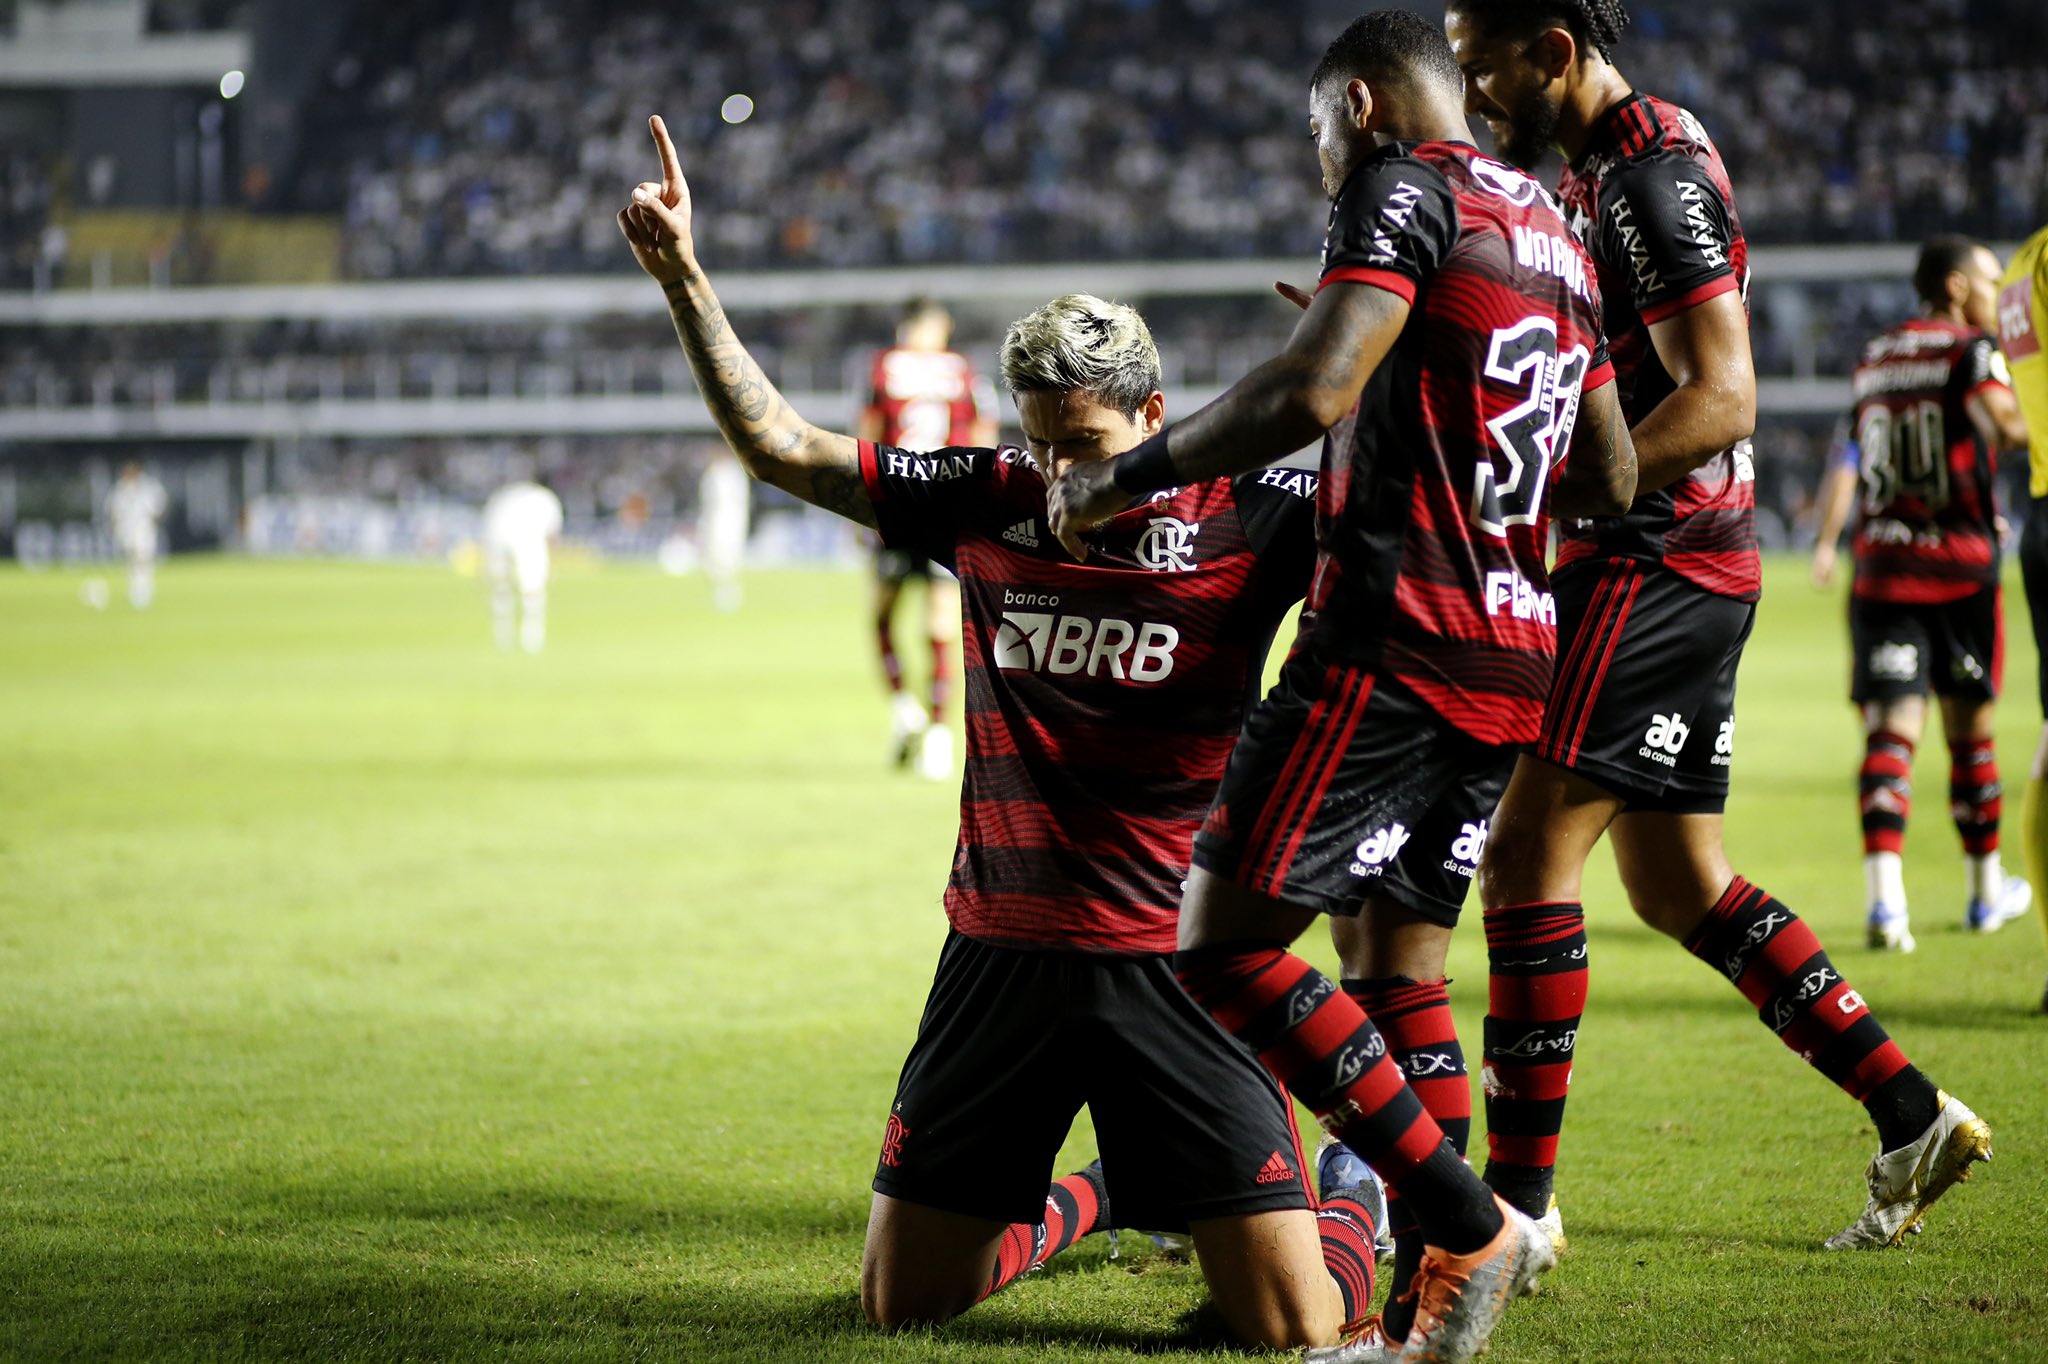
[1639,713,1689,767]
[1002,520,1039,548]
[1350,822,1410,877]
[1254,1151,1297,1185]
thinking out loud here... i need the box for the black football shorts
[873,929,1313,1230]
[1847,588,2002,705]
[1191,651,1513,927]
[1535,558,1753,814]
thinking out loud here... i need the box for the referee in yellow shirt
[2000,225,2048,1008]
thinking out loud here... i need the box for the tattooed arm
[618,116,873,528]
[1552,379,1638,519]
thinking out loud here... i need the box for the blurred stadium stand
[1,0,2042,562]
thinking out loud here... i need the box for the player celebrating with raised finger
[617,114,1391,1353]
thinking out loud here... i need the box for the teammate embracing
[1443,0,1992,1252]
[1054,14,1634,1361]
[619,116,1390,1351]
[1811,235,2033,949]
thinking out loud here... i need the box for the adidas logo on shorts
[1254,1150,1296,1185]
[1002,520,1039,548]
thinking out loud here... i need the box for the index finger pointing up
[649,115,683,198]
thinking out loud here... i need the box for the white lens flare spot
[720,93,754,125]
[219,69,246,99]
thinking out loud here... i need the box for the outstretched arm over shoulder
[619,115,874,528]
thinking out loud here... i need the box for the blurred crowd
[282,0,2048,279]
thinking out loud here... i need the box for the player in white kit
[697,452,751,612]
[104,462,167,609]
[481,479,564,653]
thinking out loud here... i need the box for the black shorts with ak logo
[873,929,1312,1229]
[1536,558,1754,813]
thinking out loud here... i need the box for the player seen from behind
[618,114,1394,1351]
[858,298,996,780]
[1810,235,2033,946]
[1050,13,1635,1361]
[480,476,564,654]
[1443,0,1992,1254]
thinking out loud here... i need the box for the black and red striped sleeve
[1954,335,2013,404]
[855,441,995,568]
[1317,149,1459,305]
[1596,153,1740,325]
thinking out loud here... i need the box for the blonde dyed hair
[998,294,1162,418]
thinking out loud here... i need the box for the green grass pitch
[2,556,2044,1363]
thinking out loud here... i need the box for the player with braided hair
[1442,0,1993,1256]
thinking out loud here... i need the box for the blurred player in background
[1445,0,1991,1255]
[481,476,564,653]
[620,115,1392,1353]
[104,461,166,609]
[1811,236,2033,948]
[1999,221,2048,1008]
[696,451,751,613]
[1052,14,1636,1359]
[858,298,997,779]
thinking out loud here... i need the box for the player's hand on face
[1046,460,1132,563]
[1274,281,1315,311]
[617,115,696,283]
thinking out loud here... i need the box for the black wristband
[1111,430,1179,495]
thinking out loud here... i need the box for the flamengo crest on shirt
[1134,517,1199,571]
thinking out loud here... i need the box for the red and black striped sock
[1175,942,1501,1254]
[978,1166,1106,1302]
[1316,1194,1379,1327]
[1860,730,1914,854]
[928,638,953,723]
[1345,975,1468,1341]
[1949,737,2001,855]
[1480,902,1588,1220]
[1684,875,1939,1149]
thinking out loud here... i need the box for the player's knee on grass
[1191,1210,1346,1350]
[859,1193,1002,1331]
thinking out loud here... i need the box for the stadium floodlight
[720,94,753,124]
[219,70,245,99]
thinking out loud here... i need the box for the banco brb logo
[992,594,1180,681]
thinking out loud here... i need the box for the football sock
[1684,875,1937,1149]
[1949,737,2002,877]
[1175,943,1502,1254]
[929,638,953,722]
[1863,851,1907,915]
[978,1165,1106,1302]
[878,620,904,693]
[2026,776,2048,949]
[1345,975,1470,1342]
[1859,730,1914,856]
[1315,1194,1380,1327]
[1479,902,1588,1221]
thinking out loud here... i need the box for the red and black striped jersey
[1310,140,1613,747]
[858,440,1318,955]
[1848,318,2012,604]
[864,348,990,452]
[1554,92,1760,602]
